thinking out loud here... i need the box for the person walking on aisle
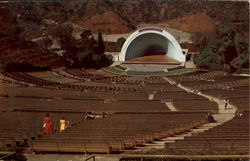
[224,98,229,110]
[60,116,66,132]
[43,113,53,135]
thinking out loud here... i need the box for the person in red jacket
[43,113,53,135]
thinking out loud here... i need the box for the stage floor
[127,54,179,63]
[120,64,181,72]
[122,55,182,72]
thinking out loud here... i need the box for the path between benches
[164,101,178,111]
[130,77,237,152]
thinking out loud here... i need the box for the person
[224,98,229,110]
[235,110,243,117]
[207,111,216,123]
[59,116,66,132]
[43,113,53,135]
[66,120,70,129]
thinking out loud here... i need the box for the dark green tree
[95,31,105,55]
[47,23,73,44]
[117,37,126,48]
[63,30,111,69]
[194,24,249,72]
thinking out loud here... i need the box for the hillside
[75,10,131,34]
[0,38,64,69]
[167,11,220,33]
[0,1,248,36]
[0,4,64,70]
[0,1,248,69]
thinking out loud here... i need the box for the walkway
[164,101,178,111]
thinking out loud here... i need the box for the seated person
[207,111,216,123]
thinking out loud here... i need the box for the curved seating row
[30,113,207,153]
[2,72,141,92]
[0,112,83,151]
[164,112,249,155]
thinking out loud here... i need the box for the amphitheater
[0,28,249,161]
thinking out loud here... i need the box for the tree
[194,45,225,70]
[18,2,42,23]
[80,29,92,40]
[62,30,111,69]
[48,23,73,43]
[117,37,126,48]
[194,24,249,72]
[94,31,105,55]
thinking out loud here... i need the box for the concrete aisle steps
[134,122,221,151]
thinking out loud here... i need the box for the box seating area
[30,113,207,153]
[0,112,83,151]
[165,112,249,155]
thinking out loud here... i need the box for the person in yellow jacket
[60,116,66,132]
